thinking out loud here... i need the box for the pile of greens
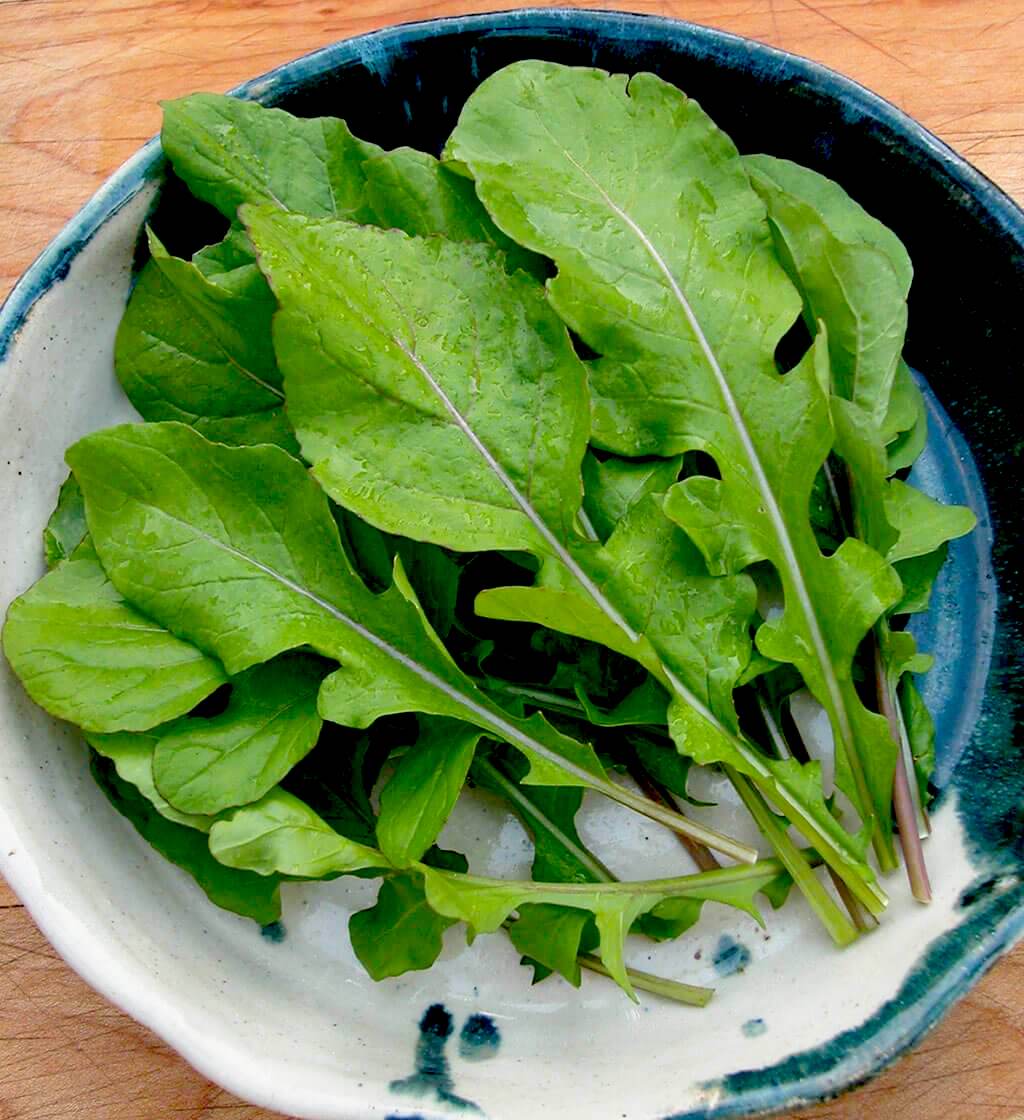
[3,61,976,1003]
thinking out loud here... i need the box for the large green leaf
[376,717,483,866]
[91,753,281,924]
[447,61,902,861]
[151,654,327,816]
[67,423,722,846]
[245,209,590,557]
[2,538,226,732]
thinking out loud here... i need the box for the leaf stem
[626,760,720,872]
[873,637,932,903]
[577,953,713,1006]
[728,766,859,947]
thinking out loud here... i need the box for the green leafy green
[91,753,281,924]
[43,475,87,568]
[447,61,904,866]
[151,654,327,815]
[115,230,296,452]
[66,422,731,850]
[581,453,682,542]
[377,717,483,866]
[508,903,597,986]
[2,538,226,732]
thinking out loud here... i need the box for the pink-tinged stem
[874,641,932,903]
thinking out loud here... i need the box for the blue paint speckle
[390,1004,480,1113]
[743,1018,767,1038]
[260,920,286,943]
[459,1013,501,1062]
[712,935,750,977]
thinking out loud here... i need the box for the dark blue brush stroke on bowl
[1,9,1021,1119]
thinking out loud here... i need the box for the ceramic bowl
[1,9,1021,1120]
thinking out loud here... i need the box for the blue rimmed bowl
[0,9,1020,1119]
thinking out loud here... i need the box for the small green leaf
[43,475,87,568]
[350,870,460,980]
[89,729,216,832]
[364,146,545,278]
[900,675,936,800]
[209,789,390,878]
[581,452,682,541]
[152,653,328,816]
[377,717,483,866]
[509,903,596,986]
[892,545,948,615]
[91,752,280,924]
[2,539,226,733]
[885,480,976,563]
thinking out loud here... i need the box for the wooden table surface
[1,1,1022,1117]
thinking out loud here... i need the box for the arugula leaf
[161,93,382,223]
[349,869,461,980]
[68,423,735,850]
[209,788,390,878]
[89,729,216,831]
[744,154,911,435]
[151,653,328,816]
[420,860,779,1000]
[364,146,545,278]
[377,717,483,866]
[581,452,683,542]
[91,753,281,924]
[43,474,87,568]
[447,62,903,865]
[508,903,596,986]
[885,480,976,563]
[246,210,590,557]
[2,538,226,732]
[115,231,296,452]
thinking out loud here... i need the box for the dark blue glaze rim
[0,10,1020,1120]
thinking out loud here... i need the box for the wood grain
[1,2,1022,1118]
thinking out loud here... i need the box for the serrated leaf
[478,494,756,770]
[2,538,226,733]
[43,474,87,568]
[509,904,596,986]
[885,479,976,563]
[151,653,327,816]
[91,753,281,923]
[581,452,683,541]
[420,860,780,1000]
[575,676,669,729]
[445,63,904,850]
[68,423,692,835]
[377,717,483,866]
